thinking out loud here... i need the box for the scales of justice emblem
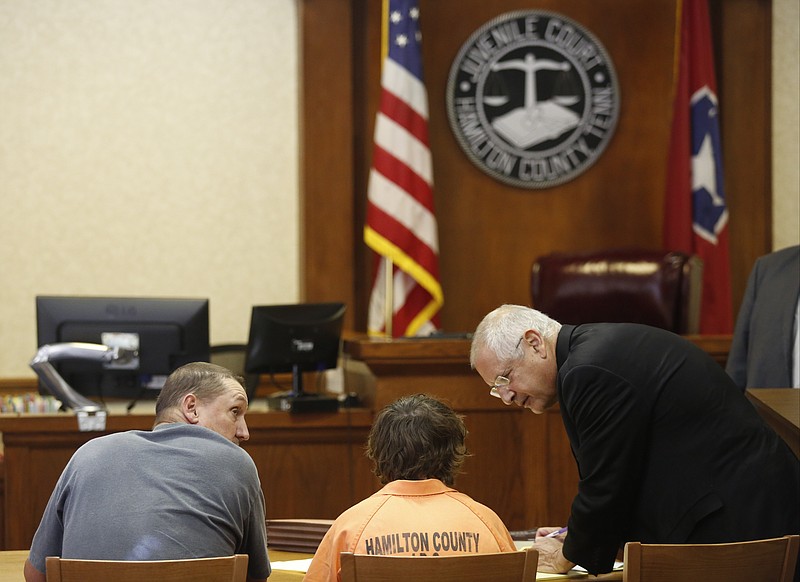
[446,11,620,189]
[488,53,579,149]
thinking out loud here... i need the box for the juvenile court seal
[446,11,620,189]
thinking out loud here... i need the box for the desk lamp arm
[29,342,137,413]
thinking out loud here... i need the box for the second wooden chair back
[622,535,800,582]
[45,554,249,582]
[340,548,538,582]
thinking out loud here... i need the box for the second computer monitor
[244,302,346,397]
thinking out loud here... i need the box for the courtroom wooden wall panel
[3,441,84,549]
[457,410,535,529]
[300,0,772,333]
[299,0,357,326]
[429,0,677,332]
[250,441,374,520]
[711,0,772,308]
[543,410,580,526]
[458,408,580,529]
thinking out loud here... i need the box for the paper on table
[535,562,623,579]
[271,558,314,573]
[573,561,624,573]
[269,555,624,578]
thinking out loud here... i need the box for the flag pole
[380,0,392,339]
[384,257,393,337]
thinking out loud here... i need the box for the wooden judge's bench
[0,335,741,551]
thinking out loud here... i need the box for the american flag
[663,0,733,333]
[364,0,443,337]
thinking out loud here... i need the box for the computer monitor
[245,302,346,412]
[35,295,210,401]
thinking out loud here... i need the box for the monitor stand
[265,364,340,413]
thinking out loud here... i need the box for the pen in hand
[544,526,568,538]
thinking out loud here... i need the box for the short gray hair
[155,362,245,423]
[470,304,561,368]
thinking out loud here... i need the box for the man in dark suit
[727,245,800,389]
[470,304,800,576]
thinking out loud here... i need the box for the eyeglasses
[490,375,510,398]
[489,337,523,398]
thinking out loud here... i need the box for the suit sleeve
[560,365,651,575]
[726,258,760,389]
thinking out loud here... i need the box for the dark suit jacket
[727,245,800,389]
[556,323,800,575]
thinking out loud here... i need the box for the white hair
[470,304,561,368]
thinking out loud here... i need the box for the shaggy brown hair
[367,394,468,486]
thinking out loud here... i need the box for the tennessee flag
[663,0,733,333]
[364,0,443,337]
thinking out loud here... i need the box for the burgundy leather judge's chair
[531,249,703,334]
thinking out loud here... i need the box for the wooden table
[0,551,27,582]
[265,549,309,581]
[0,549,623,581]
[746,388,800,458]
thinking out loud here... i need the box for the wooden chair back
[45,554,249,582]
[622,535,800,582]
[339,548,538,582]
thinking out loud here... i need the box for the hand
[532,535,575,574]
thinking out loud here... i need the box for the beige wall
[0,1,797,379]
[0,1,298,377]
[773,0,800,251]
